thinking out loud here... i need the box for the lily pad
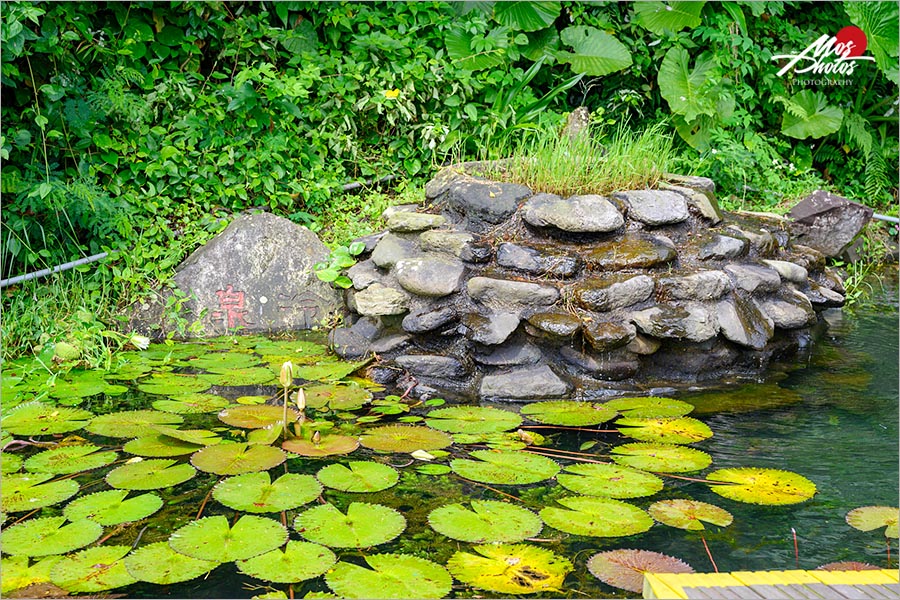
[520,400,617,426]
[450,449,559,485]
[24,445,118,474]
[611,442,712,473]
[428,500,542,543]
[326,554,452,599]
[191,442,286,475]
[587,549,694,593]
[447,544,572,595]
[199,367,277,387]
[49,371,127,401]
[557,463,664,499]
[539,496,653,537]
[294,502,405,548]
[104,362,153,380]
[87,410,183,438]
[426,406,522,434]
[295,360,368,382]
[254,339,328,357]
[2,473,80,513]
[603,396,694,418]
[1,402,94,436]
[317,461,399,493]
[282,433,359,457]
[169,515,288,562]
[706,467,817,505]
[106,458,196,490]
[152,394,230,414]
[304,383,373,410]
[63,489,163,525]
[846,506,899,538]
[219,405,299,429]
[213,472,322,512]
[137,373,212,395]
[2,452,23,474]
[123,434,204,457]
[359,424,453,453]
[616,417,713,444]
[124,541,219,584]
[1,555,62,594]
[2,516,103,556]
[50,545,137,593]
[237,540,336,583]
[649,499,733,531]
[187,351,260,371]
[150,425,221,446]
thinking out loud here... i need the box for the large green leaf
[191,442,286,475]
[520,400,617,426]
[428,500,542,543]
[447,544,572,595]
[451,449,559,485]
[124,541,219,584]
[24,444,117,475]
[326,554,452,599]
[493,2,560,32]
[2,516,103,556]
[294,502,406,548]
[556,26,632,76]
[658,46,718,122]
[846,506,899,538]
[169,515,288,562]
[49,370,127,401]
[2,473,80,513]
[426,406,522,434]
[778,90,843,139]
[844,1,899,84]
[611,443,712,472]
[649,499,733,531]
[557,463,664,498]
[237,541,336,583]
[539,496,654,537]
[359,424,453,453]
[445,26,507,71]
[213,472,322,512]
[106,458,196,490]
[1,402,93,436]
[706,467,817,505]
[63,489,163,525]
[316,461,399,493]
[50,545,137,593]
[633,1,706,35]
[87,410,183,438]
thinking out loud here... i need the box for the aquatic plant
[587,549,694,593]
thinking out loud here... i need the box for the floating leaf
[611,442,712,472]
[213,472,322,513]
[326,554,452,599]
[317,461,399,493]
[604,396,694,418]
[199,367,277,387]
[447,544,572,595]
[2,516,103,556]
[520,400,616,426]
[1,402,93,436]
[359,425,453,453]
[87,410,183,438]
[236,395,270,405]
[2,452,23,474]
[428,500,542,543]
[237,541,336,583]
[1,555,61,595]
[557,463,664,498]
[417,464,452,476]
[219,405,299,429]
[2,473,80,512]
[187,351,260,371]
[649,499,733,531]
[104,362,153,380]
[49,371,126,401]
[540,496,653,537]
[123,434,203,457]
[63,489,163,525]
[124,541,218,584]
[247,423,283,445]
[846,506,899,538]
[295,502,405,548]
[295,360,368,382]
[587,549,694,593]
[24,445,117,475]
[170,515,288,562]
[254,339,328,357]
[282,433,359,457]
[426,406,522,434]
[106,458,196,490]
[191,442,286,475]
[450,449,559,485]
[150,425,221,446]
[50,545,137,593]
[706,467,817,505]
[152,394,230,414]
[136,373,212,395]
[305,383,372,410]
[616,416,713,444]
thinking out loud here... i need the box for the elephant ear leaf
[493,2,560,32]
[844,1,899,84]
[658,46,719,123]
[777,91,843,139]
[633,1,706,35]
[556,26,632,77]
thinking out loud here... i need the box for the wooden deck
[643,569,899,599]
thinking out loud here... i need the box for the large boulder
[788,190,873,257]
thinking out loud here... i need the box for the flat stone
[353,284,409,316]
[658,271,732,301]
[583,320,636,351]
[460,311,520,345]
[467,277,559,312]
[395,354,467,378]
[447,179,532,224]
[584,234,677,270]
[663,174,716,194]
[402,305,458,333]
[474,342,543,366]
[525,312,582,340]
[726,225,776,256]
[630,303,718,342]
[369,333,411,354]
[613,190,690,225]
[394,254,465,297]
[625,333,661,355]
[716,294,774,350]
[803,282,845,308]
[760,290,816,329]
[347,259,381,290]
[788,190,873,257]
[480,365,569,400]
[761,259,808,283]
[350,232,384,254]
[371,233,420,269]
[698,234,748,260]
[386,212,446,233]
[574,275,655,312]
[425,167,467,199]
[328,317,383,359]
[658,182,723,223]
[522,193,624,233]
[418,230,476,260]
[560,346,640,381]
[497,243,580,278]
[725,264,782,294]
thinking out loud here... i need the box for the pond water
[1,270,896,599]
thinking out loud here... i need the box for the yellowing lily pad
[1,555,62,595]
[649,499,733,531]
[706,467,817,505]
[604,396,694,418]
[428,500,542,543]
[2,402,94,436]
[616,417,713,444]
[191,442,286,475]
[219,405,299,429]
[124,541,218,584]
[63,489,163,525]
[2,452,23,474]
[326,554,452,599]
[426,406,522,434]
[50,545,137,593]
[520,400,617,426]
[24,444,117,475]
[294,502,405,548]
[447,544,572,595]
[2,516,103,556]
[304,383,372,410]
[611,443,712,472]
[359,424,453,453]
[106,458,196,490]
[316,461,399,493]
[213,472,322,512]
[282,433,359,457]
[587,549,694,593]
[237,541,336,584]
[450,450,559,485]
[539,496,653,537]
[846,506,899,538]
[557,463,664,498]
[2,473,80,513]
[87,410,183,438]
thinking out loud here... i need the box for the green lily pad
[648,499,733,531]
[187,351,261,371]
[169,515,288,562]
[24,444,118,475]
[247,423,283,445]
[136,373,212,395]
[124,541,219,584]
[104,362,153,380]
[123,434,204,457]
[416,464,452,476]
[150,425,221,446]
[254,339,328,357]
[2,452,23,474]
[539,496,653,537]
[106,458,196,490]
[706,467,817,505]
[199,367,277,387]
[295,360,368,382]
[616,417,713,444]
[213,472,322,512]
[557,463,664,498]
[603,396,694,418]
[152,394,230,414]
[428,500,542,543]
[49,371,127,401]
[846,506,899,538]
[191,443,286,475]
[237,541,336,583]
[450,449,559,485]
[2,473,80,513]
[1,402,94,436]
[1,555,62,594]
[316,461,399,493]
[282,433,359,457]
[63,489,163,525]
[236,395,271,405]
[295,502,406,548]
[611,443,712,472]
[87,410,184,438]
[50,545,137,593]
[359,424,453,453]
[425,406,522,434]
[326,554,452,599]
[447,544,572,595]
[520,400,617,426]
[2,516,103,556]
[587,549,694,594]
[304,383,373,410]
[219,405,299,428]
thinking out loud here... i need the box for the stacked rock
[329,164,845,401]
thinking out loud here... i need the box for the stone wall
[330,165,846,401]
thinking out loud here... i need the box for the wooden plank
[643,573,687,599]
[811,570,899,585]
[859,583,900,599]
[828,584,886,599]
[683,586,761,599]
[773,583,827,599]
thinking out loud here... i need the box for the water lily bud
[312,430,321,445]
[295,388,306,412]
[410,449,435,461]
[279,361,294,389]
[130,334,151,350]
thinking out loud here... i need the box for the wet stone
[559,346,639,381]
[788,190,873,257]
[663,174,716,194]
[761,259,808,284]
[480,365,569,400]
[402,305,458,333]
[658,270,732,301]
[347,259,381,290]
[584,234,677,270]
[386,212,446,233]
[460,311,520,345]
[698,233,748,261]
[803,282,845,309]
[353,284,409,316]
[369,334,411,354]
[658,183,722,224]
[328,317,383,359]
[613,190,689,225]
[625,333,662,355]
[760,290,816,329]
[395,355,467,378]
[394,254,465,298]
[522,193,624,233]
[525,312,582,340]
[418,230,476,260]
[725,264,782,295]
[467,277,559,312]
[583,320,636,351]
[726,225,776,256]
[473,342,542,366]
[574,275,655,312]
[716,294,773,350]
[497,243,581,278]
[447,180,532,224]
[631,303,718,342]
[371,233,420,269]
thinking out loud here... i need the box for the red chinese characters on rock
[211,285,249,329]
